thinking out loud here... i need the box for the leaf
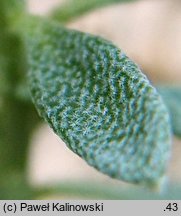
[0,173,36,200]
[0,0,26,29]
[25,18,171,186]
[51,0,135,24]
[157,86,181,138]
[39,181,181,200]
[1,177,181,199]
[0,1,40,177]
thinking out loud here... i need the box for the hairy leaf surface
[25,19,171,185]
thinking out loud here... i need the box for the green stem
[0,0,40,180]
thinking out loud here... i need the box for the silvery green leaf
[25,19,171,186]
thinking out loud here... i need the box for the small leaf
[157,86,181,138]
[25,19,171,186]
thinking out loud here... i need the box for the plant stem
[0,0,40,184]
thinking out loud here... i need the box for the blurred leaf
[157,86,181,138]
[0,94,40,173]
[24,18,171,187]
[0,173,36,200]
[0,0,40,178]
[0,0,26,29]
[51,0,136,24]
[35,181,181,200]
[1,177,181,199]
